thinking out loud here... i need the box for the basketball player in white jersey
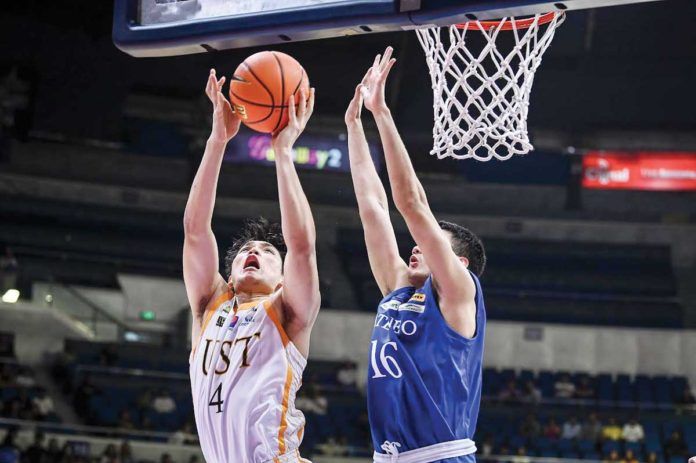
[184,69,319,463]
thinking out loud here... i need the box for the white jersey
[190,292,308,463]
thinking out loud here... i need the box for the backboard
[113,0,665,57]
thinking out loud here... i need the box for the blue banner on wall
[223,130,381,173]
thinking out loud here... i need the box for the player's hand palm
[272,88,315,151]
[206,69,241,143]
[361,46,396,113]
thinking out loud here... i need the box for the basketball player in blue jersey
[345,47,487,463]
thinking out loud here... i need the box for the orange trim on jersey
[263,299,290,347]
[277,364,293,455]
[191,291,233,356]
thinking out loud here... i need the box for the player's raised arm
[183,70,240,341]
[271,89,321,354]
[362,47,477,337]
[345,72,408,296]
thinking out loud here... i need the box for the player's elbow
[394,193,425,216]
[183,213,209,237]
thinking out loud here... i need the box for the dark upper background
[2,0,696,173]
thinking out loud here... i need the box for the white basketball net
[416,13,565,161]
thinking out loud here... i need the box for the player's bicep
[281,248,321,328]
[361,206,409,296]
[183,230,226,317]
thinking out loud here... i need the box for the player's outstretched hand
[360,46,396,114]
[272,88,315,152]
[688,456,695,463]
[206,68,241,143]
[345,70,369,127]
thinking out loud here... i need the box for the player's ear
[459,256,469,268]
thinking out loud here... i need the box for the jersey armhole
[191,290,233,356]
[431,274,481,344]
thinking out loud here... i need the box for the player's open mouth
[243,255,260,271]
[409,256,419,267]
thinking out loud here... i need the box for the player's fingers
[381,47,393,71]
[206,71,215,100]
[216,91,227,112]
[380,58,397,81]
[217,76,226,91]
[297,88,307,123]
[372,53,381,71]
[288,93,297,126]
[306,87,315,120]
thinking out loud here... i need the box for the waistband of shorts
[373,438,476,463]
[264,448,311,463]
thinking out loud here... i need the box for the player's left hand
[361,46,396,114]
[272,87,315,152]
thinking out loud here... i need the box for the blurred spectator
[73,375,99,417]
[152,389,177,414]
[15,367,35,387]
[480,436,494,457]
[561,416,582,440]
[554,375,575,399]
[295,382,327,415]
[603,450,621,463]
[582,412,603,441]
[16,389,33,420]
[141,415,153,431]
[624,450,639,463]
[118,408,135,429]
[575,377,595,400]
[45,438,62,462]
[646,452,660,463]
[0,248,18,293]
[519,414,541,439]
[0,427,20,463]
[511,447,531,463]
[160,454,173,463]
[169,422,195,446]
[120,441,134,463]
[602,417,622,441]
[521,380,541,405]
[621,418,644,443]
[32,387,55,419]
[498,380,522,402]
[543,418,561,440]
[678,385,695,405]
[664,430,688,460]
[98,346,118,368]
[317,436,348,457]
[99,444,118,463]
[136,389,153,416]
[336,361,357,388]
[23,431,47,463]
[0,363,13,385]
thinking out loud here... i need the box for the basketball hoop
[416,12,565,161]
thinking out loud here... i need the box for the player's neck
[234,291,271,306]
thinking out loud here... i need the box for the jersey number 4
[370,340,403,379]
[209,384,224,413]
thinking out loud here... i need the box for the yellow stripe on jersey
[277,364,293,455]
[263,299,290,347]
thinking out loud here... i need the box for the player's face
[406,230,457,286]
[229,240,283,294]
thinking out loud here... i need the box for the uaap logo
[240,307,259,326]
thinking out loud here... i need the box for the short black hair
[438,220,486,277]
[225,217,286,277]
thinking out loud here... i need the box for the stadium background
[0,0,695,462]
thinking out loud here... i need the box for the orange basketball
[229,51,310,134]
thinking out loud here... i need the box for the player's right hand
[360,46,396,114]
[206,68,241,143]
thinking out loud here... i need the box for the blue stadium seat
[601,440,622,455]
[557,439,574,451]
[535,437,554,451]
[583,452,601,460]
[576,439,595,453]
[539,449,558,458]
[624,441,642,454]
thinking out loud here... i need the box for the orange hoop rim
[455,11,562,31]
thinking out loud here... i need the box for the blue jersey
[367,272,486,462]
